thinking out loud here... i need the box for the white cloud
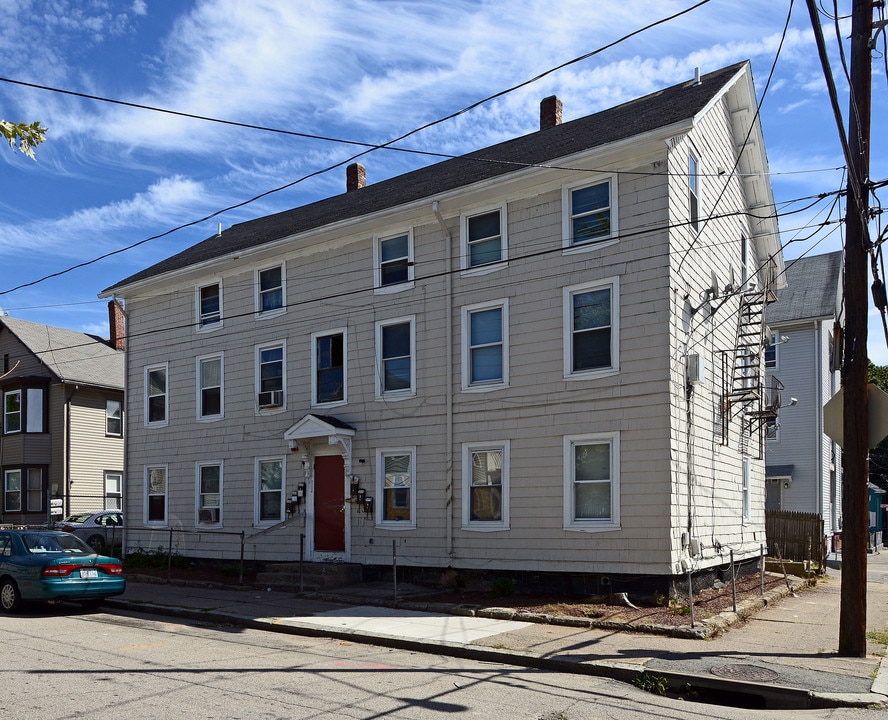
[0,176,209,258]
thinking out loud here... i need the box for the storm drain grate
[710,664,780,683]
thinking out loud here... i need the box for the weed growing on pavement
[866,628,888,646]
[633,671,669,696]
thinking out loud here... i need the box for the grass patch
[866,628,888,646]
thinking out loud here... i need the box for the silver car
[55,511,124,552]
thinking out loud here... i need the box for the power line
[7,190,844,364]
[676,0,795,275]
[0,1,713,298]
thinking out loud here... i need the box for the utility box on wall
[686,353,706,385]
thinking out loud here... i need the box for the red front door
[314,455,345,552]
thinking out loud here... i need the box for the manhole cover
[710,664,780,682]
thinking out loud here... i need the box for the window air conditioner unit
[258,390,284,408]
[199,508,220,524]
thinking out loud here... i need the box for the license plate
[80,569,98,579]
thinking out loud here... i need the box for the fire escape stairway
[726,289,769,412]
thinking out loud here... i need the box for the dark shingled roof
[1,317,124,389]
[106,62,748,293]
[766,251,843,325]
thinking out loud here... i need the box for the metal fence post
[393,539,398,602]
[166,527,173,583]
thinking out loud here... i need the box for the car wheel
[86,535,105,552]
[0,578,21,613]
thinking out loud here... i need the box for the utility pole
[839,0,873,658]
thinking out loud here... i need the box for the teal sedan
[0,530,126,613]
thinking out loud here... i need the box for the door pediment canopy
[284,414,356,440]
[284,415,356,475]
[284,414,356,442]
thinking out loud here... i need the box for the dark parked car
[0,529,125,613]
[55,511,123,551]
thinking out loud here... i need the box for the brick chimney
[108,299,125,351]
[540,95,562,130]
[346,162,366,192]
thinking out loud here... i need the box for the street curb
[105,595,884,710]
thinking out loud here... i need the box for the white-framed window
[197,354,224,420]
[104,472,122,509]
[26,468,42,512]
[563,433,620,530]
[461,206,507,272]
[2,388,44,434]
[256,457,284,525]
[462,441,509,530]
[256,264,285,315]
[377,448,416,528]
[3,389,21,434]
[564,278,619,378]
[145,465,168,525]
[766,416,779,441]
[197,282,222,329]
[197,462,222,526]
[374,230,414,292]
[25,388,43,433]
[562,176,617,250]
[688,151,700,232]
[765,332,778,369]
[105,399,123,437]
[4,469,21,512]
[375,316,415,398]
[742,456,751,522]
[462,300,508,390]
[313,329,346,405]
[145,365,168,426]
[256,343,285,411]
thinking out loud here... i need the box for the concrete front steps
[256,562,363,592]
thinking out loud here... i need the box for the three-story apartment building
[103,62,783,595]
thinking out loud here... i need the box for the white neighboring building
[764,251,843,544]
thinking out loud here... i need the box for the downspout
[433,201,454,558]
[64,384,77,518]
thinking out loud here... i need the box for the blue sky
[0,1,885,359]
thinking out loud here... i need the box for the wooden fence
[765,510,826,566]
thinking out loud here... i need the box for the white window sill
[461,523,509,532]
[374,282,415,295]
[561,237,618,255]
[376,522,416,531]
[196,323,223,333]
[460,261,508,277]
[563,366,619,382]
[375,391,416,402]
[255,308,286,320]
[563,522,620,533]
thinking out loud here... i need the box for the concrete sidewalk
[105,552,888,711]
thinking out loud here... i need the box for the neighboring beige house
[103,61,784,595]
[0,303,125,524]
[764,251,843,544]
